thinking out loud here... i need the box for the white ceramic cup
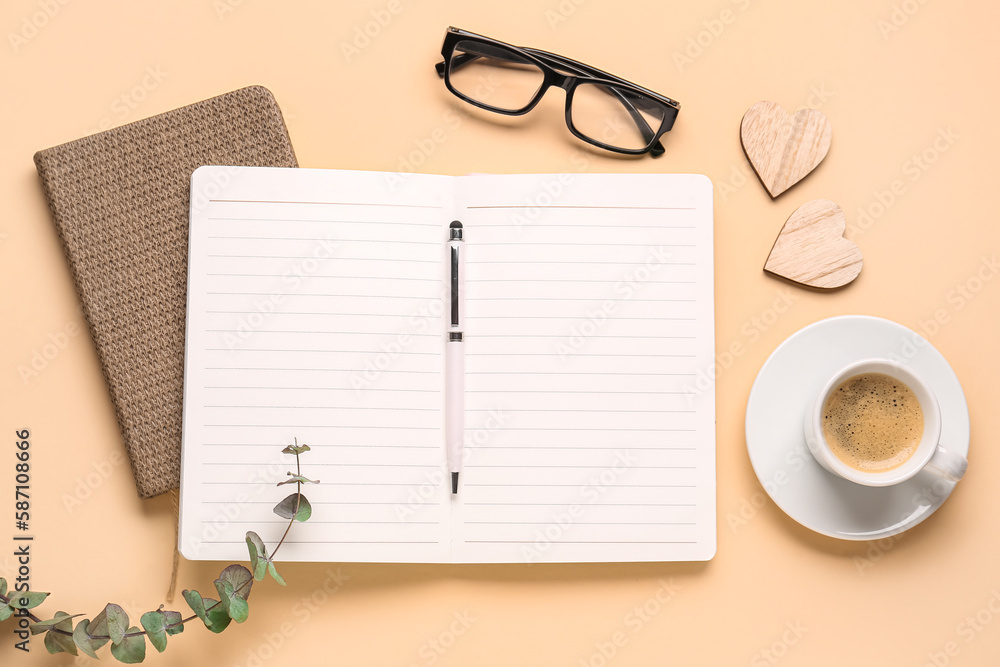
[804,358,967,487]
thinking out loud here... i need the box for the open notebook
[179,167,715,563]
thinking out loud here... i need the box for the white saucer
[745,315,970,541]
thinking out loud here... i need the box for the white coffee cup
[804,358,967,487]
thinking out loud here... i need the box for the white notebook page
[452,174,715,562]
[180,167,452,562]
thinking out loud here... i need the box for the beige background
[2,0,999,664]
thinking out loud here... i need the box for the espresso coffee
[821,372,924,472]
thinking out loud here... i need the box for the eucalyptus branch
[0,440,318,663]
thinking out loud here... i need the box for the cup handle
[923,445,968,482]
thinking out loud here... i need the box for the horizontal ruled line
[466,298,694,302]
[474,445,697,450]
[463,484,696,488]
[471,260,696,265]
[472,335,696,339]
[207,311,440,317]
[207,292,434,299]
[204,368,437,374]
[204,386,438,392]
[207,274,437,281]
[203,405,437,411]
[205,347,442,358]
[470,242,696,247]
[466,390,686,394]
[466,279,694,284]
[207,217,440,225]
[465,353,695,358]
[469,223,696,228]
[206,255,438,263]
[209,200,441,209]
[202,500,438,505]
[202,443,438,449]
[464,371,695,376]
[204,424,438,430]
[206,236,437,244]
[210,520,439,525]
[463,540,698,544]
[463,502,696,507]
[205,330,436,336]
[465,409,695,414]
[464,521,696,526]
[464,316,694,320]
[468,465,696,469]
[465,205,695,210]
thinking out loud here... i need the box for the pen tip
[450,220,463,229]
[451,471,459,495]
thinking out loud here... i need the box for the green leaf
[109,627,145,664]
[281,443,311,455]
[0,605,12,623]
[277,473,319,486]
[203,599,232,634]
[163,610,184,636]
[267,559,286,587]
[246,531,269,581]
[30,611,81,635]
[273,493,312,521]
[140,611,168,653]
[214,579,250,624]
[104,603,129,645]
[182,589,211,628]
[6,590,49,609]
[219,564,254,600]
[0,577,6,596]
[73,618,109,660]
[44,629,78,656]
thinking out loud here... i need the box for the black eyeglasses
[435,27,680,157]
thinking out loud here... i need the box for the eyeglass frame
[435,26,680,157]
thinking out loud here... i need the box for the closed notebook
[33,86,298,499]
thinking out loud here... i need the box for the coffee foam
[822,372,923,472]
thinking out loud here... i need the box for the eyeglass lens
[448,39,668,152]
[448,40,545,113]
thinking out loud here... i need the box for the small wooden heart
[741,101,832,198]
[764,199,862,289]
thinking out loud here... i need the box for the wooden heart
[741,101,832,198]
[764,200,862,289]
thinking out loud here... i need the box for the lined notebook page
[452,174,715,563]
[180,167,452,562]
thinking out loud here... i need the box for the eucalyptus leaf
[267,559,287,586]
[203,599,232,634]
[30,611,80,635]
[0,577,6,596]
[214,579,250,624]
[6,590,49,609]
[182,589,211,628]
[140,610,168,652]
[73,618,109,660]
[44,629,78,656]
[277,473,319,486]
[0,604,12,623]
[219,564,254,601]
[281,443,311,455]
[109,627,146,664]
[163,610,185,636]
[273,493,312,522]
[90,607,110,640]
[104,603,129,645]
[246,532,269,581]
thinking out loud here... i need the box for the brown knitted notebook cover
[34,85,298,499]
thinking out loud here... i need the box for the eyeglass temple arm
[436,46,666,157]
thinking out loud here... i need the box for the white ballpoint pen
[445,221,465,495]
